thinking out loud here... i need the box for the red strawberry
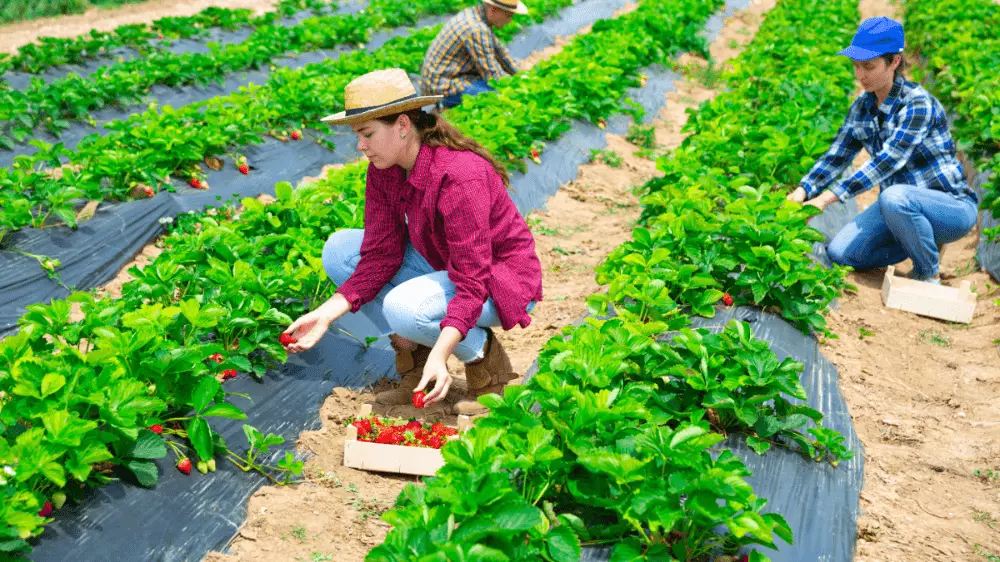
[189,178,202,189]
[404,420,422,431]
[239,164,249,175]
[143,186,154,197]
[290,130,301,140]
[530,148,541,164]
[279,333,298,346]
[597,119,607,130]
[352,418,373,437]
[375,428,403,445]
[177,458,192,475]
[427,436,444,449]
[430,422,447,434]
[722,293,734,306]
[412,391,426,409]
[158,34,164,40]
[222,369,238,380]
[149,424,164,435]
[208,353,224,364]
[37,501,54,517]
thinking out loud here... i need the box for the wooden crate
[881,266,976,323]
[343,404,470,477]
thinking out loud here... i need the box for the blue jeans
[827,185,978,279]
[322,229,534,363]
[441,79,495,109]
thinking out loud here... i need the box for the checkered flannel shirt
[800,76,976,203]
[420,5,518,97]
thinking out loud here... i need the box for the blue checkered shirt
[420,5,517,97]
[801,77,976,203]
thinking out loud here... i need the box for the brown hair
[880,52,907,80]
[376,110,510,188]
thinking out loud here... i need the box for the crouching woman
[283,69,542,415]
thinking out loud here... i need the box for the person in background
[420,0,528,109]
[284,69,543,416]
[788,16,978,285]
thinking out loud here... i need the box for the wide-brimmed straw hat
[484,0,528,15]
[320,69,442,126]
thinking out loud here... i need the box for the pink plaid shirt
[335,144,543,337]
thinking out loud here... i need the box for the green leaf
[746,436,772,455]
[40,373,66,397]
[546,524,582,562]
[126,459,159,488]
[491,502,543,532]
[189,417,215,462]
[192,376,221,413]
[202,403,248,420]
[274,181,293,201]
[129,429,167,459]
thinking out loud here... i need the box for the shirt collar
[405,144,434,192]
[877,76,906,116]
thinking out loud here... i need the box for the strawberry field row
[0,0,575,239]
[0,0,487,148]
[0,0,717,553]
[0,0,329,76]
[903,0,1000,241]
[367,0,861,560]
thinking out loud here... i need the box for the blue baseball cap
[838,17,904,60]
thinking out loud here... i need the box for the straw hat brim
[321,95,443,126]
[484,0,529,15]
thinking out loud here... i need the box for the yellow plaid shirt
[420,5,518,97]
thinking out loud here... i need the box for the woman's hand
[787,186,807,203]
[805,190,840,211]
[415,354,453,405]
[283,294,350,354]
[414,326,463,405]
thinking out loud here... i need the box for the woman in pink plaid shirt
[283,69,543,416]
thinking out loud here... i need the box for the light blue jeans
[322,229,533,363]
[441,79,495,109]
[827,185,978,279]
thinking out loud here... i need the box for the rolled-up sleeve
[335,167,406,311]
[437,174,492,337]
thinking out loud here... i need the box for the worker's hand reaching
[786,186,807,203]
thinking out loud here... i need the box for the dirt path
[0,0,278,55]
[202,2,778,561]
[819,0,1000,560]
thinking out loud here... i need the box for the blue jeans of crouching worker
[440,80,495,110]
[322,229,534,363]
[827,185,978,280]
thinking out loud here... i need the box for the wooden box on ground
[881,266,976,323]
[343,404,470,477]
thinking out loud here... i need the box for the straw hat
[320,69,442,126]
[484,0,528,15]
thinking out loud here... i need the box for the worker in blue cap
[788,17,978,285]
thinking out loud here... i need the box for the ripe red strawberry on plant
[189,178,202,189]
[37,501,54,517]
[412,391,427,409]
[722,293,734,306]
[291,130,302,140]
[177,458,193,475]
[208,353,224,364]
[530,148,541,164]
[143,186,154,197]
[239,164,249,175]
[222,369,238,380]
[149,424,164,435]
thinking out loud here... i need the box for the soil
[0,0,278,55]
[204,1,779,560]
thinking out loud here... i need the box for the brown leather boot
[453,329,516,416]
[375,335,431,405]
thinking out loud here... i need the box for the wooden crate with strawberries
[343,404,471,477]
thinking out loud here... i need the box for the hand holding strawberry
[284,296,349,354]
[414,355,452,406]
